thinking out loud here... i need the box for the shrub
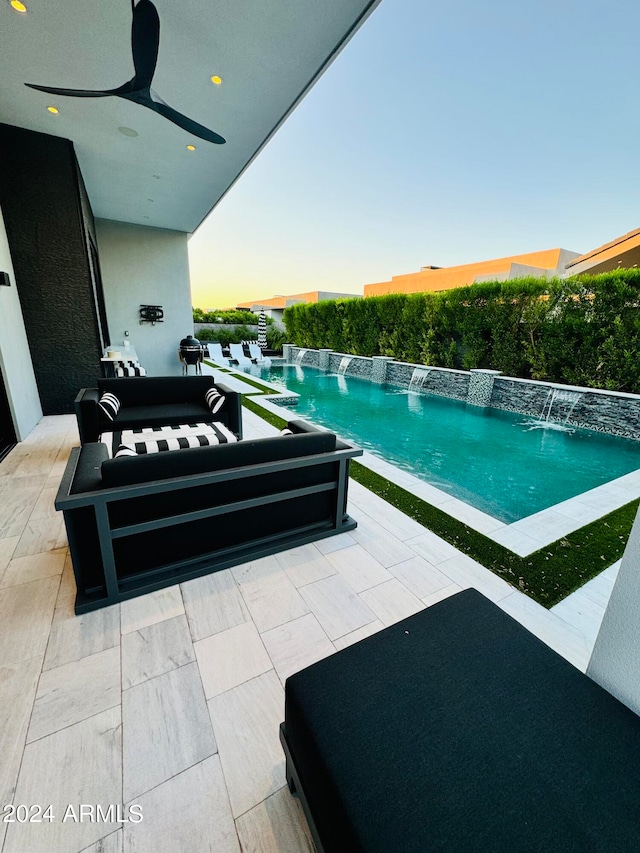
[266,326,287,352]
[196,324,257,345]
[283,269,640,393]
[193,308,259,324]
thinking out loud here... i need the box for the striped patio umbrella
[257,310,267,350]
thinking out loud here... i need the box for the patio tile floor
[0,411,615,852]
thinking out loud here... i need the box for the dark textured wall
[0,124,102,414]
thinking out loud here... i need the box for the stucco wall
[96,220,193,377]
[0,203,42,440]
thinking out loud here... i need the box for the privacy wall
[0,124,103,414]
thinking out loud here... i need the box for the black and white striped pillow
[115,360,146,377]
[113,444,137,458]
[98,392,121,421]
[205,387,226,414]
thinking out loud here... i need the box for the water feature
[254,364,640,523]
[529,388,584,432]
[294,349,308,365]
[337,356,353,375]
[408,367,432,393]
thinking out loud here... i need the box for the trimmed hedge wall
[283,270,640,393]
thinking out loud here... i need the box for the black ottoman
[280,588,640,852]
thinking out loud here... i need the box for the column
[371,356,395,384]
[467,369,501,407]
[318,349,333,371]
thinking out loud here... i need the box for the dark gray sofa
[74,375,242,445]
[281,588,640,852]
[55,420,362,613]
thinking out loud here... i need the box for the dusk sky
[188,0,640,310]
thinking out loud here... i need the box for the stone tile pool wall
[327,353,373,379]
[386,363,470,401]
[491,378,640,440]
[285,347,640,440]
[297,349,320,368]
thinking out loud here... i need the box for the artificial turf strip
[203,360,231,373]
[240,393,637,607]
[349,460,638,607]
[242,395,288,425]
[203,362,279,395]
[229,374,280,394]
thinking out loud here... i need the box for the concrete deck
[0,410,614,853]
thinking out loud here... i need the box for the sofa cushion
[284,589,640,852]
[98,376,215,407]
[101,431,336,488]
[113,425,237,457]
[109,403,214,430]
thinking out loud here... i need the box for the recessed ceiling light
[210,75,222,85]
[47,106,59,114]
[10,0,27,13]
[118,126,139,137]
[186,144,196,151]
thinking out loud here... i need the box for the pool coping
[208,363,640,558]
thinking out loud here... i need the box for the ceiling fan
[25,0,226,145]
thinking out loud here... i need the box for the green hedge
[195,325,257,345]
[193,308,261,324]
[283,270,640,392]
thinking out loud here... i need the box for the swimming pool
[252,364,640,523]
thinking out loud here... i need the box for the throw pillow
[205,387,226,414]
[114,444,137,458]
[280,428,294,435]
[98,392,121,421]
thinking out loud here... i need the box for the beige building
[237,289,361,322]
[364,248,581,297]
[564,227,640,277]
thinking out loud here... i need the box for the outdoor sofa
[55,420,362,613]
[281,588,640,852]
[74,375,242,445]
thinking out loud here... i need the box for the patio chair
[247,342,272,367]
[208,342,228,365]
[281,588,640,852]
[229,343,252,366]
[247,343,263,362]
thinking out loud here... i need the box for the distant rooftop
[565,227,640,276]
[237,290,361,311]
[364,248,580,297]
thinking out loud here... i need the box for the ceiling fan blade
[148,99,226,144]
[130,0,160,89]
[25,83,111,97]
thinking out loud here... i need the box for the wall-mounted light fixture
[0,272,11,286]
[139,304,164,325]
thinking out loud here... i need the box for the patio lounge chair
[229,343,252,366]
[248,342,268,363]
[208,342,229,365]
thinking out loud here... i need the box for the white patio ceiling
[0,0,381,233]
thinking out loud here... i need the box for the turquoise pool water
[251,365,640,523]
